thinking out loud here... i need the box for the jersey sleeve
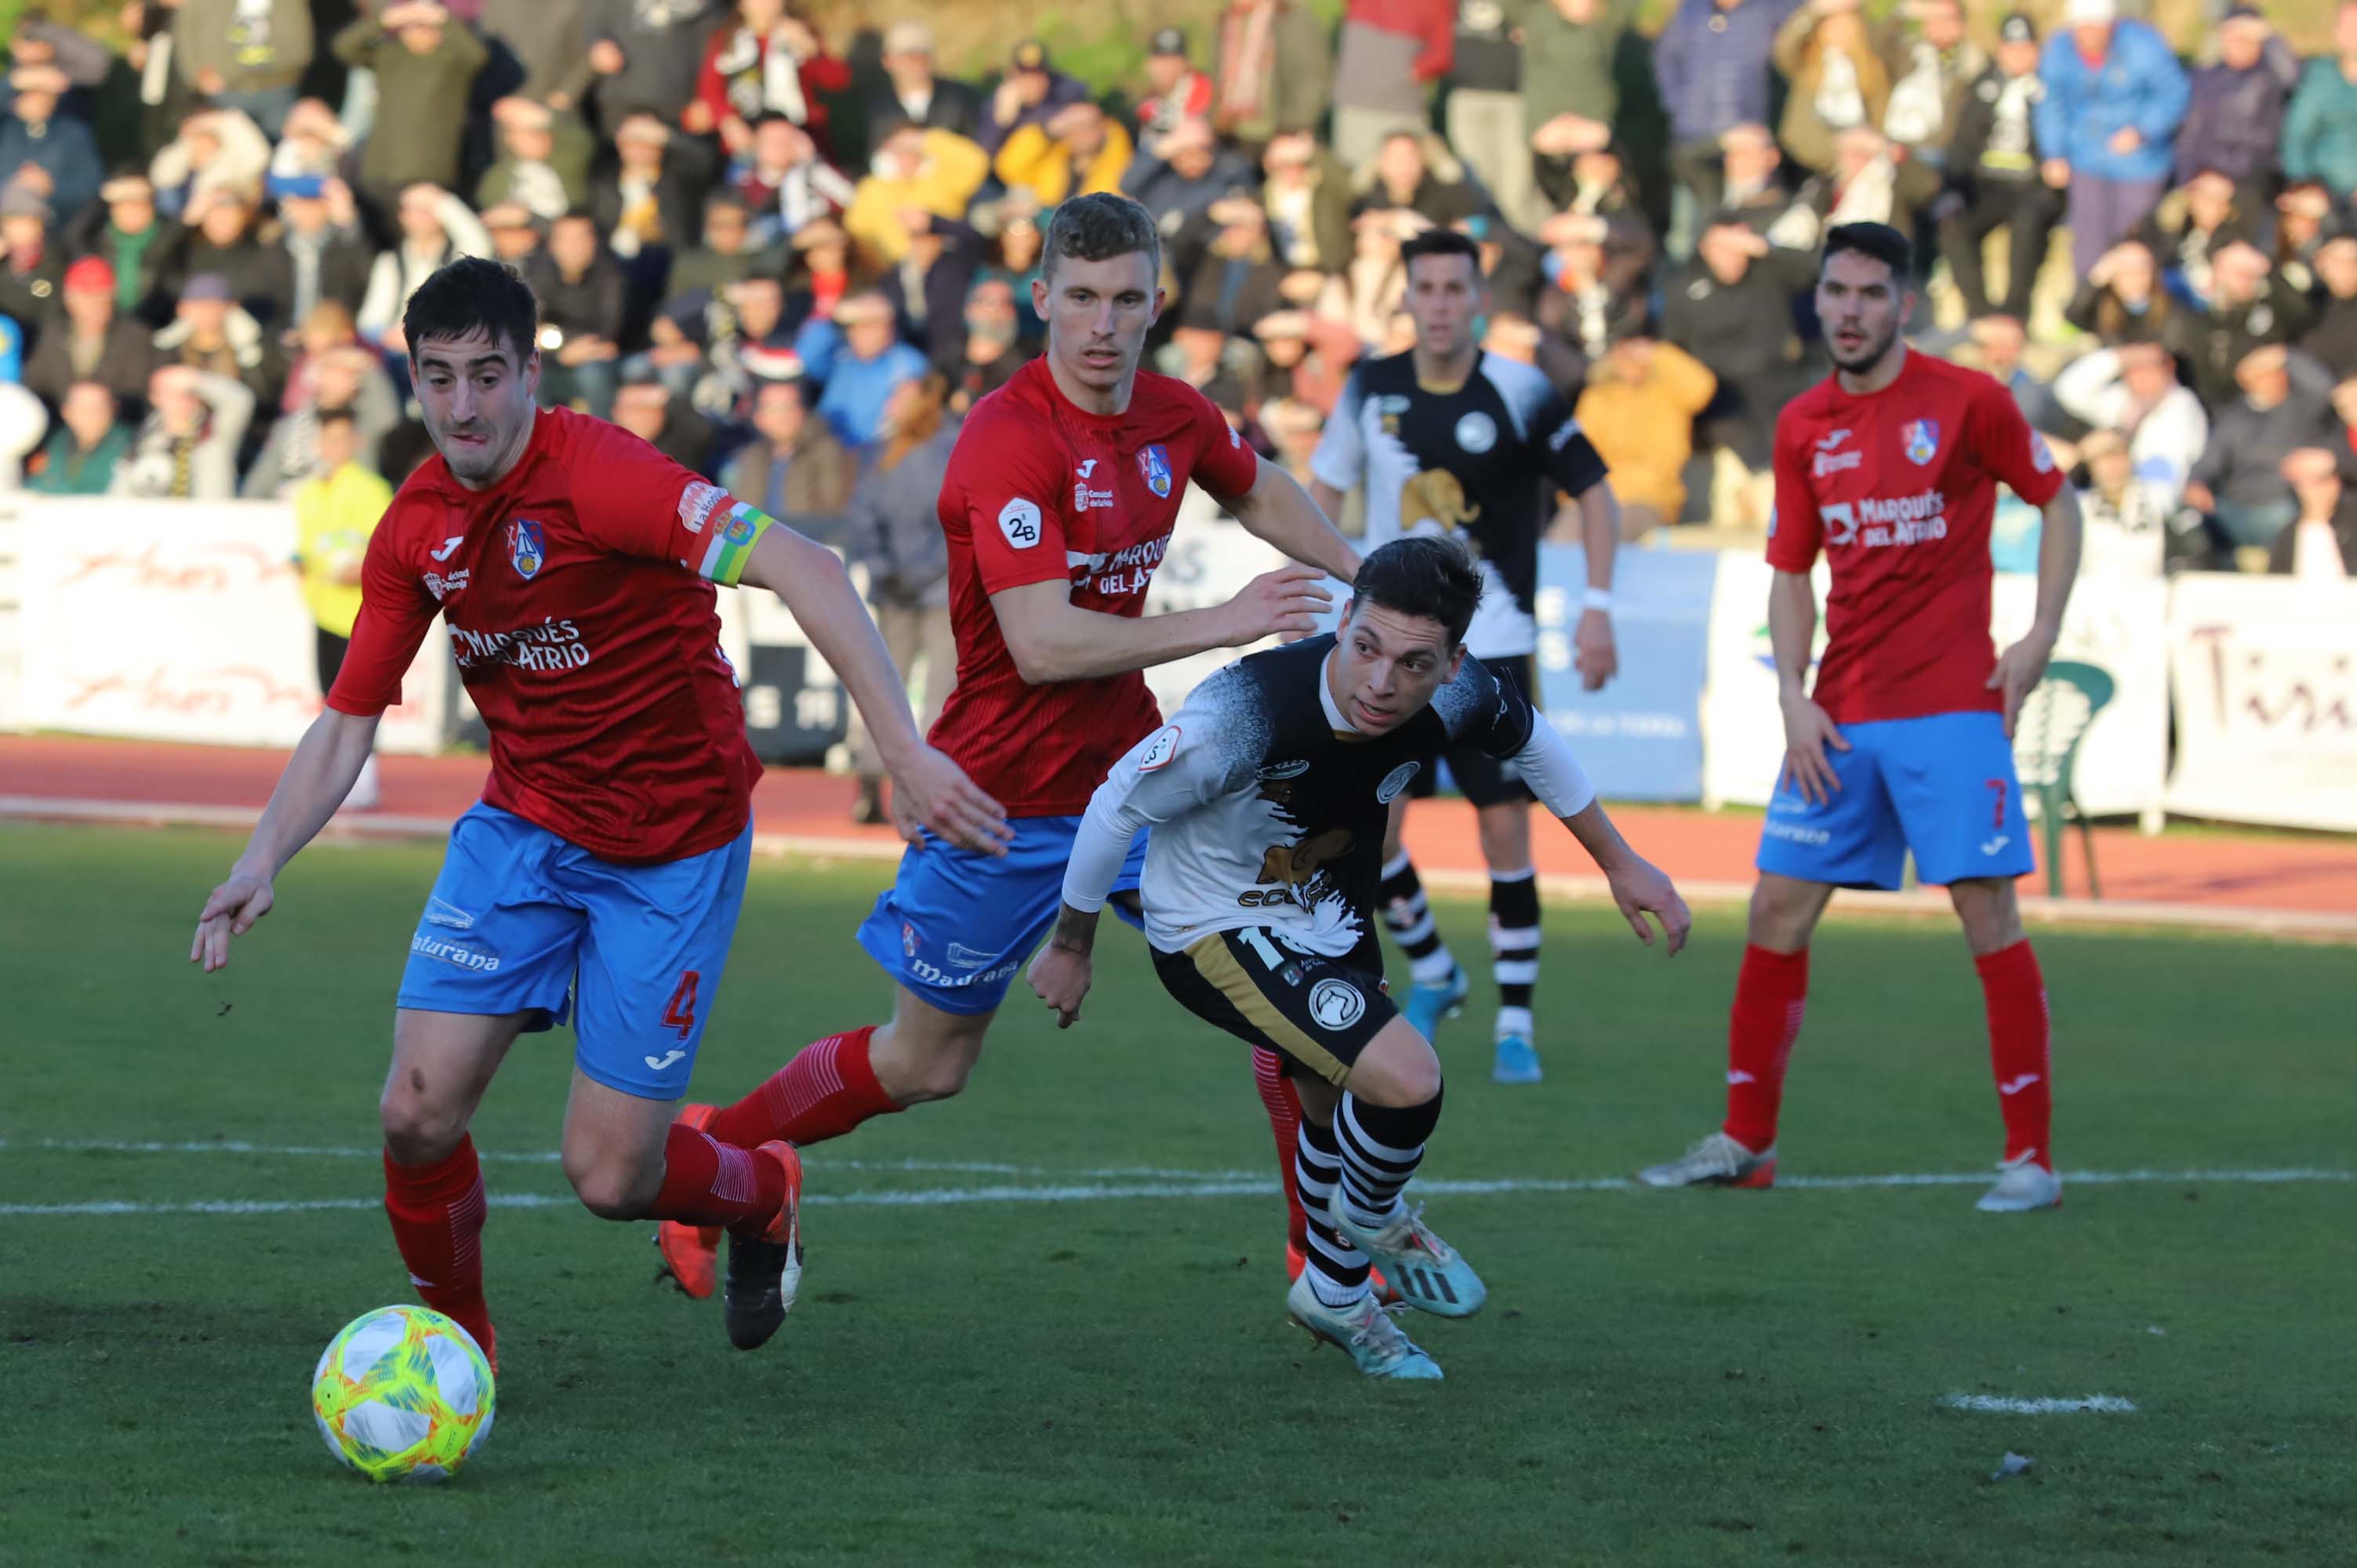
[1441,655,1540,760]
[1763,412,1823,572]
[1531,387,1611,499]
[951,408,1077,595]
[324,520,439,717]
[1968,375,2067,508]
[1062,668,1261,912]
[565,418,774,587]
[1308,367,1367,492]
[1184,382,1261,498]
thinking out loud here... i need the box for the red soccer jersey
[327,406,763,864]
[1767,350,2064,724]
[932,357,1262,816]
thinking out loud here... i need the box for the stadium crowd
[3,0,2352,642]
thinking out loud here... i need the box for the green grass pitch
[3,821,2352,1566]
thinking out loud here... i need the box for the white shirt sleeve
[1061,698,1255,913]
[1307,368,1367,493]
[1512,715,1596,822]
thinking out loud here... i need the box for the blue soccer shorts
[1754,710,2035,891]
[396,803,754,1099]
[855,815,1148,1014]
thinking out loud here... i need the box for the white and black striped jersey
[1310,351,1609,659]
[1062,634,1596,961]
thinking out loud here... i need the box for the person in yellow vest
[292,407,393,808]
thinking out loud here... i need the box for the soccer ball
[311,1305,496,1483]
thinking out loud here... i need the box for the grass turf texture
[3,820,2352,1566]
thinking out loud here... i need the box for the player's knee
[1348,1029,1443,1108]
[563,1155,656,1221]
[379,1084,467,1165]
[888,1051,975,1105]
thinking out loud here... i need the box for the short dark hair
[1820,222,1910,281]
[402,256,539,368]
[315,405,358,433]
[1040,191,1161,282]
[1349,536,1484,648]
[1400,227,1482,281]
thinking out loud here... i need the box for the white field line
[1944,1395,2139,1415]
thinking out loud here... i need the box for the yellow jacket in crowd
[1574,340,1717,524]
[294,462,394,638]
[993,118,1136,208]
[846,129,992,265]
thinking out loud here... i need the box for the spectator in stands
[721,372,851,536]
[2173,4,2297,194]
[2272,446,2357,579]
[176,190,285,326]
[70,173,177,328]
[1535,211,1649,364]
[478,0,594,110]
[479,97,594,223]
[1575,332,1717,537]
[839,368,957,826]
[261,176,374,334]
[1523,0,1636,220]
[612,369,720,472]
[358,184,491,354]
[156,270,284,406]
[266,98,350,191]
[2175,241,2315,412]
[2185,343,2340,551]
[1121,118,1255,230]
[995,100,1133,208]
[25,254,156,411]
[784,216,855,332]
[880,212,978,374]
[332,2,488,210]
[2283,1,2357,202]
[0,373,42,488]
[1877,0,1979,170]
[2274,182,2333,290]
[1445,0,1533,230]
[596,114,714,267]
[1170,194,1287,343]
[797,289,926,452]
[114,362,252,497]
[174,0,313,137]
[1352,130,1485,230]
[943,273,1031,415]
[481,202,543,266]
[0,186,62,336]
[1939,13,2058,326]
[1260,394,1324,481]
[1667,212,1807,514]
[2064,238,2171,347]
[581,0,716,129]
[1954,313,2045,419]
[1331,0,1451,169]
[1772,0,1887,180]
[668,191,778,303]
[148,109,271,223]
[979,196,1048,337]
[2134,169,2257,311]
[1260,132,1353,276]
[1208,0,1332,151]
[2036,0,2188,278]
[979,40,1089,157]
[246,314,399,498]
[1654,0,1803,256]
[6,12,110,126]
[2300,226,2357,379]
[0,64,99,223]
[292,406,388,807]
[730,114,854,244]
[2068,430,2172,578]
[1803,123,1937,232]
[870,21,979,144]
[1342,209,1412,345]
[1715,122,1810,246]
[529,211,626,418]
[1250,307,1358,416]
[688,0,847,156]
[2049,338,2206,514]
[27,378,128,493]
[1138,28,1213,146]
[845,122,989,267]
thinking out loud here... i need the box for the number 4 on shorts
[662,971,700,1039]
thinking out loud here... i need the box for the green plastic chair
[2013,661,2115,898]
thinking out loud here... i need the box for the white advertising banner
[1699,554,1828,810]
[16,499,450,753]
[2166,574,2357,832]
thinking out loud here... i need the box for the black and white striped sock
[1295,1118,1370,1308]
[1490,866,1540,1040]
[1380,850,1458,987]
[1335,1087,1444,1233]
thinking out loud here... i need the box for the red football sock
[1721,944,1809,1153]
[706,1025,901,1149]
[1251,1046,1309,1253]
[1975,939,2053,1169]
[383,1138,494,1365]
[645,1123,787,1232]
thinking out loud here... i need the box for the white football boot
[1975,1151,2064,1213]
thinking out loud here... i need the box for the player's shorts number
[662,971,700,1040]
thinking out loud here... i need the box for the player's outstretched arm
[191,708,379,971]
[1988,485,2085,738]
[1217,454,1361,583]
[739,524,1011,855]
[991,564,1332,685]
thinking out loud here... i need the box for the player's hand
[1026,942,1092,1029]
[1604,853,1691,956]
[888,745,1014,856]
[2041,158,2071,190]
[1574,607,1617,691]
[191,869,274,972]
[1988,626,2057,740]
[1778,692,1850,807]
[1222,564,1332,646]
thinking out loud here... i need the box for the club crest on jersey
[1454,411,1497,454]
[510,518,546,579]
[1309,978,1367,1030]
[1901,419,1941,466]
[1376,762,1421,803]
[1138,443,1173,498]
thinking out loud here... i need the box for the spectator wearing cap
[2284,2,2357,203]
[1350,131,1486,230]
[480,202,543,264]
[173,0,313,137]
[1939,13,2058,326]
[722,375,852,566]
[1523,0,1636,216]
[1444,0,1535,232]
[147,109,271,223]
[2036,0,2188,279]
[1139,28,1213,146]
[0,183,60,332]
[1654,0,1807,259]
[879,210,979,375]
[1208,0,1332,151]
[870,20,981,145]
[2300,226,2357,379]
[27,379,129,494]
[1120,118,1255,230]
[528,211,626,419]
[612,371,721,474]
[1260,131,1353,276]
[1771,0,1887,179]
[478,96,594,223]
[594,113,717,268]
[173,188,286,325]
[0,64,99,223]
[1169,193,1287,343]
[796,288,926,450]
[2174,4,2298,194]
[331,2,488,211]
[981,40,1090,157]
[114,363,253,498]
[261,174,374,331]
[1665,212,1808,489]
[844,122,988,267]
[2271,445,2357,579]
[356,183,492,353]
[67,173,179,327]
[2174,240,2315,411]
[2133,169,2259,312]
[686,0,849,158]
[245,303,400,497]
[1877,0,1981,169]
[580,0,716,131]
[945,274,1033,414]
[2064,238,2173,347]
[1575,334,1717,535]
[995,100,1134,209]
[1331,0,1452,169]
[477,0,594,111]
[730,113,854,245]
[156,269,285,406]
[2184,343,2339,550]
[2048,339,2206,522]
[24,253,157,409]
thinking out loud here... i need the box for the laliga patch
[2031,431,2056,474]
[509,518,546,579]
[901,920,919,958]
[1139,725,1182,772]
[1309,978,1367,1030]
[998,497,1044,550]
[677,481,725,534]
[1376,761,1421,802]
